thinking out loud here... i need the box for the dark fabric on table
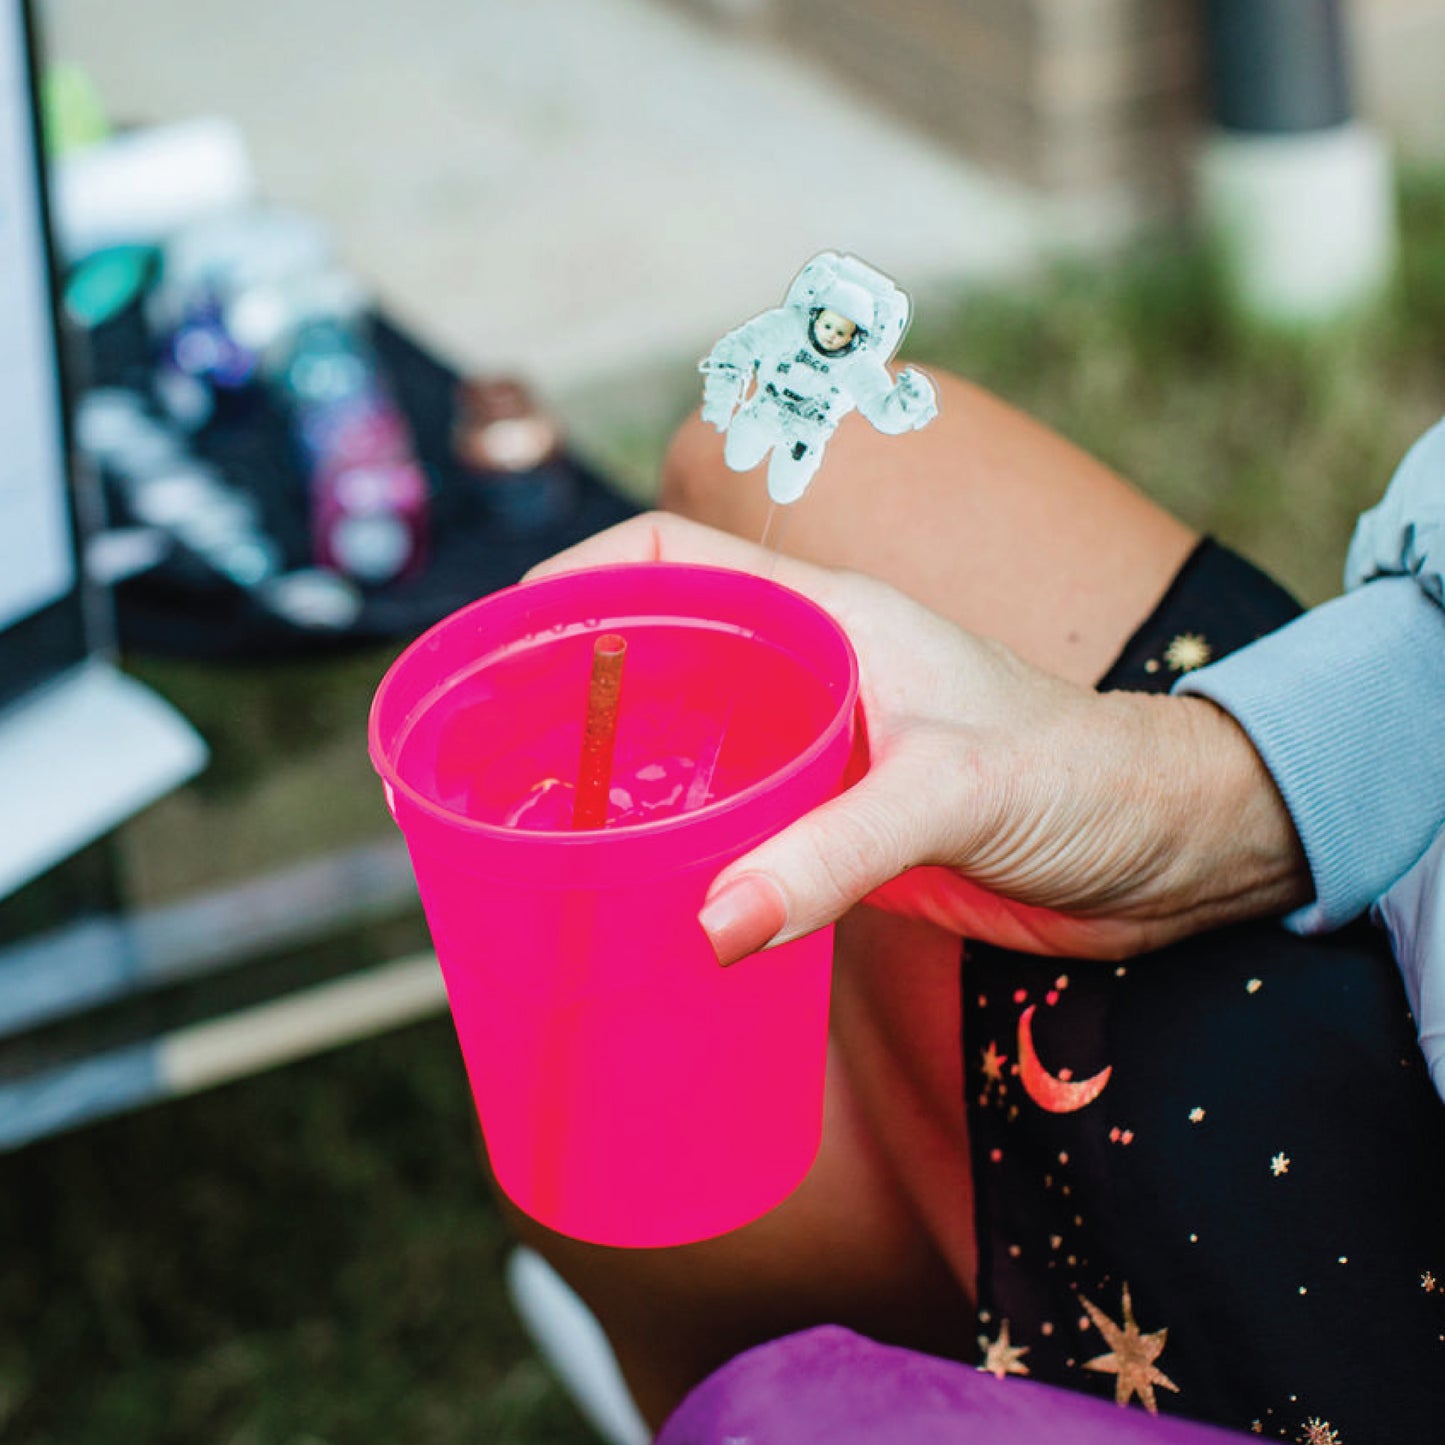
[965,538,1445,1443]
[84,305,638,659]
[656,1324,1256,1444]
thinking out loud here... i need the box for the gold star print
[981,1040,1007,1084]
[1299,1419,1342,1445]
[1271,1152,1291,1177]
[1163,632,1212,672]
[978,1319,1031,1379]
[1422,1271,1438,1293]
[1079,1285,1179,1414]
[1189,1107,1206,1124]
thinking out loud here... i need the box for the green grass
[0,1022,594,1444]
[4,173,1445,1444]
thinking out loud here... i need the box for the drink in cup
[368,561,859,1247]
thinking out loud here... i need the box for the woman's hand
[526,513,1310,964]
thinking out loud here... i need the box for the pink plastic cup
[368,562,859,1247]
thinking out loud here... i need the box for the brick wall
[772,0,1200,209]
[674,0,1445,216]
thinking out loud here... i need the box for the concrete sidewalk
[44,0,1122,430]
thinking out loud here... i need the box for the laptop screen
[0,0,88,714]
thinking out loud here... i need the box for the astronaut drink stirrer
[671,254,938,806]
[699,251,938,524]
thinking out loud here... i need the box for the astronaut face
[810,308,858,355]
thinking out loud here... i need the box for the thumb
[697,755,939,966]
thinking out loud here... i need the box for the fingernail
[698,874,788,967]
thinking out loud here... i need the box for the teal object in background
[63,244,157,327]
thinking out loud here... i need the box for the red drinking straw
[572,633,627,830]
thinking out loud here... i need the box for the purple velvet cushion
[656,1326,1255,1445]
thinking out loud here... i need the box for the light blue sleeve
[1173,416,1445,931]
[1174,579,1445,931]
[1175,418,1445,1104]
[1345,416,1445,605]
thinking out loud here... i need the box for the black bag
[83,304,639,660]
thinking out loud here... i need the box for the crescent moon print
[1016,1004,1112,1113]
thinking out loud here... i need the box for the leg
[664,369,1197,685]
[720,405,772,474]
[954,543,1445,1438]
[765,436,825,504]
[515,369,1198,1428]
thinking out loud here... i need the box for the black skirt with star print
[963,539,1445,1445]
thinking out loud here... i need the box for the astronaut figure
[699,252,938,504]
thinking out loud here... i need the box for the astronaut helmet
[808,277,873,356]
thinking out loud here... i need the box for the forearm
[1106,690,1312,936]
[855,636,1314,959]
[948,676,1311,940]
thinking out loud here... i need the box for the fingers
[698,746,954,966]
[523,511,772,580]
[522,510,840,607]
[523,512,665,579]
[526,524,977,961]
[693,873,790,965]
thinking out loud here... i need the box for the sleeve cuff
[1174,579,1445,933]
